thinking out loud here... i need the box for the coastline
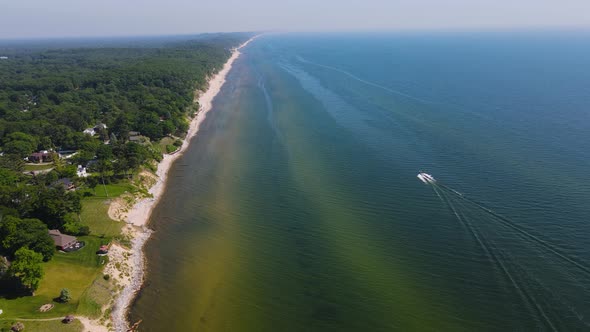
[107,36,257,332]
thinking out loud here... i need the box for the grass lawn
[0,319,83,332]
[0,179,133,328]
[80,200,122,238]
[77,274,113,319]
[23,164,54,172]
[84,182,135,199]
[0,237,110,319]
[158,136,175,152]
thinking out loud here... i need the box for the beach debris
[127,319,142,331]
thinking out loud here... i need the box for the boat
[417,172,436,184]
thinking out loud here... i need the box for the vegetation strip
[0,33,251,331]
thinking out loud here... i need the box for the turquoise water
[130,31,590,331]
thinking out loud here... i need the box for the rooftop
[48,229,77,248]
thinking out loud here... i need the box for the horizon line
[1,25,590,42]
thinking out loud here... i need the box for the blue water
[131,31,590,331]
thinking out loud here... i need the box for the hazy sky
[2,0,590,39]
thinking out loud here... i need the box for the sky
[1,0,590,39]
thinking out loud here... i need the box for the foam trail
[437,183,590,277]
[434,185,553,328]
[438,186,562,330]
[295,56,435,105]
[256,72,284,143]
[434,181,589,329]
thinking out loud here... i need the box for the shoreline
[108,36,257,332]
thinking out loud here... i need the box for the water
[129,31,590,331]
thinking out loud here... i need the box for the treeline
[0,33,251,292]
[0,33,250,155]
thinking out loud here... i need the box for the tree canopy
[0,215,54,261]
[0,33,249,279]
[10,247,44,292]
[0,33,251,152]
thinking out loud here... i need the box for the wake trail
[452,191,590,329]
[451,196,571,330]
[433,185,555,329]
[255,72,284,143]
[436,183,590,277]
[295,56,436,105]
[433,182,589,328]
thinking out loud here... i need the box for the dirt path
[0,317,62,321]
[0,316,108,331]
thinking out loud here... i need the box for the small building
[58,150,78,160]
[76,165,88,178]
[0,56,8,60]
[97,245,109,256]
[128,131,140,136]
[49,230,78,250]
[83,128,96,136]
[53,178,76,190]
[94,123,108,131]
[28,151,52,163]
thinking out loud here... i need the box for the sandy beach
[103,36,257,332]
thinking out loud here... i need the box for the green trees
[0,34,249,154]
[0,168,21,186]
[10,247,44,293]
[0,216,55,261]
[32,186,81,229]
[3,140,34,158]
[2,132,37,158]
[0,34,251,290]
[59,288,71,303]
[62,213,90,236]
[0,154,25,172]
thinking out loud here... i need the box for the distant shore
[108,36,257,332]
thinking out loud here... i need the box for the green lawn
[23,164,54,172]
[83,182,135,199]
[80,200,122,238]
[158,136,175,153]
[0,319,83,332]
[0,185,126,324]
[0,237,109,319]
[77,274,112,319]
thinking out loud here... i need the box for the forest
[0,33,250,292]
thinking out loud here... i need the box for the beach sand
[103,36,257,332]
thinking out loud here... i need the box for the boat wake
[419,173,590,330]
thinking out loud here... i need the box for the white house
[76,165,88,177]
[83,128,96,136]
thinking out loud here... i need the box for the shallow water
[130,31,590,331]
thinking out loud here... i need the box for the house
[128,135,143,142]
[83,128,96,136]
[58,150,78,160]
[76,165,88,178]
[53,178,76,190]
[28,151,52,163]
[49,230,78,250]
[128,131,149,144]
[94,123,108,131]
[0,56,7,60]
